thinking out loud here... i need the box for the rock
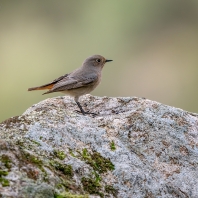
[0,95,198,198]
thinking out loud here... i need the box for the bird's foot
[75,110,98,116]
[75,101,97,116]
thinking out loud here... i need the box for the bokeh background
[1,0,198,122]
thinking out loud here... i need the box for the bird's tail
[28,84,53,91]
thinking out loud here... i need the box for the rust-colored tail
[28,84,54,91]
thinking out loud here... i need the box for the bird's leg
[75,101,97,116]
[76,101,86,115]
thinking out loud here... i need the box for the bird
[28,55,113,115]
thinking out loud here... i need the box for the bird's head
[83,55,113,69]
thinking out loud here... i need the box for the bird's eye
[96,59,101,63]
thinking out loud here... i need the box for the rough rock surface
[0,95,198,198]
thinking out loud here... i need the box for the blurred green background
[1,0,198,122]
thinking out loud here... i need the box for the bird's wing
[43,74,97,94]
[50,73,69,84]
[28,73,69,91]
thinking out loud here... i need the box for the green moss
[31,140,41,146]
[81,177,117,197]
[0,170,8,177]
[50,160,73,178]
[69,149,76,157]
[81,177,104,198]
[0,170,10,187]
[56,183,65,189]
[20,150,48,179]
[61,180,72,189]
[0,155,11,187]
[92,152,114,173]
[29,155,43,166]
[0,155,12,169]
[0,177,10,187]
[93,172,101,184]
[16,139,25,147]
[54,150,66,160]
[80,149,114,174]
[105,185,118,197]
[110,141,116,151]
[78,149,115,197]
[21,151,43,166]
[54,192,89,198]
[0,170,9,187]
[55,178,79,192]
[81,148,91,160]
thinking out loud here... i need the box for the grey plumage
[28,55,113,115]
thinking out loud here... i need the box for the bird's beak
[105,59,113,62]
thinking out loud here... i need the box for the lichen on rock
[0,95,198,197]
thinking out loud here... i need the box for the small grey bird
[28,55,113,115]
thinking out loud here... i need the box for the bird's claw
[75,110,97,116]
